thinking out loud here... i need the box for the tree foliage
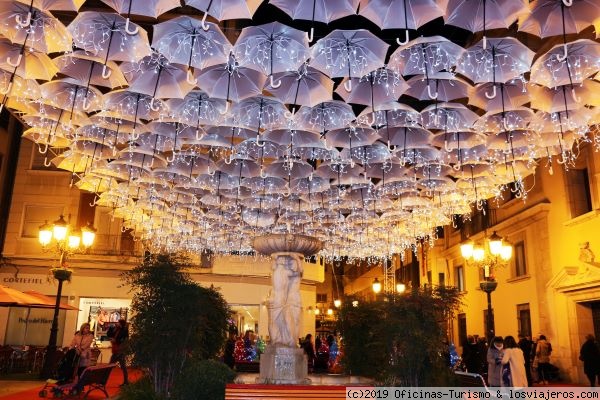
[338,286,463,386]
[123,254,230,397]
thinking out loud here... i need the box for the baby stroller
[39,348,80,398]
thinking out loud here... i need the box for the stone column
[252,234,322,385]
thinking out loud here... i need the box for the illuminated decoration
[461,230,512,341]
[0,1,597,261]
[38,214,96,378]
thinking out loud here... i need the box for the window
[21,205,64,238]
[517,304,531,338]
[316,293,327,303]
[513,241,527,277]
[439,272,445,287]
[566,168,592,218]
[455,265,465,292]
[457,313,467,347]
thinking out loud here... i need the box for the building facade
[0,115,323,351]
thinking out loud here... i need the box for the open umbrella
[294,101,355,134]
[468,80,529,113]
[68,11,152,78]
[404,72,471,102]
[388,36,464,78]
[445,0,527,49]
[153,17,231,81]
[335,68,408,110]
[457,37,534,90]
[234,22,309,88]
[0,2,72,53]
[529,81,600,113]
[53,51,129,90]
[121,53,195,108]
[183,0,262,30]
[529,39,600,92]
[270,0,359,42]
[40,78,103,114]
[359,0,445,45]
[310,29,389,91]
[519,0,600,61]
[196,53,267,108]
[0,38,57,81]
[265,63,334,114]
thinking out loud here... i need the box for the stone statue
[266,253,303,347]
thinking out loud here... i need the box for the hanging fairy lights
[2,0,599,261]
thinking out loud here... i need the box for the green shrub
[338,286,463,386]
[171,359,236,400]
[119,378,164,400]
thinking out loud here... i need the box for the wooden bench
[70,363,116,399]
[225,383,347,400]
[454,371,490,388]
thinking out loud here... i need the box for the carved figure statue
[579,242,595,264]
[267,253,303,347]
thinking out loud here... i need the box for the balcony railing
[86,233,145,257]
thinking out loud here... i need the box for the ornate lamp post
[460,231,512,343]
[39,215,96,379]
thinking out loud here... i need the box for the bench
[225,383,347,400]
[70,363,116,399]
[454,371,490,388]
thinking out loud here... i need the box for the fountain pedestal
[258,345,309,384]
[252,234,323,385]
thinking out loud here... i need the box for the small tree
[123,254,230,397]
[338,286,462,386]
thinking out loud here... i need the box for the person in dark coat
[302,334,316,372]
[462,335,479,373]
[518,335,534,387]
[108,319,129,386]
[224,331,237,369]
[579,334,600,387]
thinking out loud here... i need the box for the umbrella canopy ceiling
[2,0,599,259]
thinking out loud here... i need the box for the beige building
[0,114,323,352]
[344,143,600,385]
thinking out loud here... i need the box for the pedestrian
[108,319,129,386]
[535,334,552,385]
[487,336,504,387]
[69,323,94,394]
[224,330,237,369]
[463,335,479,373]
[502,335,528,388]
[518,335,534,387]
[579,334,600,387]
[302,334,315,372]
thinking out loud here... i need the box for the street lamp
[372,277,382,294]
[461,231,512,343]
[39,215,96,379]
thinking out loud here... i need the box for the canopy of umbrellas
[1,0,600,260]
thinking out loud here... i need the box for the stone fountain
[252,233,323,384]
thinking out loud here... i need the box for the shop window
[21,205,64,238]
[566,168,592,218]
[513,241,527,277]
[454,265,465,292]
[77,297,131,342]
[517,303,531,338]
[5,298,67,346]
[316,293,327,303]
[457,313,467,347]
